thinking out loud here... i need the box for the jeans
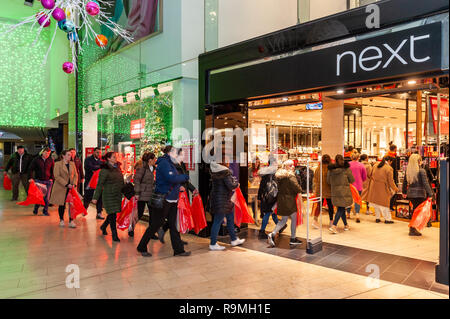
[210,211,237,246]
[260,211,279,232]
[33,180,52,214]
[333,206,348,226]
[347,190,362,215]
[271,212,297,238]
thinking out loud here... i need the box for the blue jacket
[154,154,189,201]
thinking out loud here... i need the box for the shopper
[347,151,367,223]
[365,156,398,224]
[28,147,54,216]
[69,148,84,196]
[4,146,33,201]
[83,147,105,220]
[360,154,373,214]
[402,154,434,236]
[257,155,283,239]
[92,152,124,242]
[248,157,261,184]
[327,154,354,234]
[137,146,191,257]
[157,148,198,244]
[49,150,78,228]
[312,154,334,227]
[387,144,400,184]
[208,156,246,251]
[267,160,303,247]
[129,152,157,237]
[344,146,354,162]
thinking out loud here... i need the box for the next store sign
[209,22,442,104]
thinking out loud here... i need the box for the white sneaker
[230,238,245,247]
[59,220,65,227]
[312,221,320,229]
[68,221,77,228]
[209,244,225,251]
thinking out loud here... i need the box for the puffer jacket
[134,161,155,202]
[257,165,278,213]
[275,168,302,216]
[327,162,355,208]
[402,168,433,199]
[93,162,124,214]
[210,163,239,215]
[154,154,189,201]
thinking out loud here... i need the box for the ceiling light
[337,89,344,94]
[282,97,288,101]
[407,80,417,85]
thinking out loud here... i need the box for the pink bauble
[41,0,55,10]
[86,2,100,16]
[62,62,74,74]
[38,15,51,28]
[52,8,66,21]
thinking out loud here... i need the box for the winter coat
[93,163,124,214]
[49,161,78,206]
[176,162,196,199]
[275,168,302,216]
[296,166,314,193]
[361,161,373,190]
[364,163,398,208]
[72,156,84,182]
[134,162,155,202]
[28,156,55,181]
[210,163,239,215]
[5,152,33,175]
[313,163,332,198]
[84,155,103,187]
[327,162,355,208]
[257,165,278,213]
[402,168,433,199]
[154,154,189,201]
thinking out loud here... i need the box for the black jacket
[257,165,278,213]
[5,152,33,175]
[175,162,196,199]
[84,155,103,184]
[210,163,239,215]
[28,156,55,181]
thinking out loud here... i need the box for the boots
[258,230,268,239]
[409,227,422,236]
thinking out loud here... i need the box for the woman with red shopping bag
[402,154,434,236]
[208,158,245,251]
[267,160,303,248]
[49,150,79,228]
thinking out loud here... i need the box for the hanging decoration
[0,0,133,73]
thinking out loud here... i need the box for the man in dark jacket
[69,148,84,196]
[4,146,33,201]
[28,147,54,216]
[83,147,105,219]
[137,145,191,257]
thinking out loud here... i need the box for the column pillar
[321,93,344,158]
[416,91,423,146]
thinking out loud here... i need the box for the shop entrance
[204,77,448,263]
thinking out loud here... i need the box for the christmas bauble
[58,19,75,33]
[41,0,55,10]
[95,34,108,47]
[86,1,100,16]
[62,62,74,74]
[38,15,51,28]
[52,8,66,21]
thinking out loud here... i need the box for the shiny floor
[0,189,447,299]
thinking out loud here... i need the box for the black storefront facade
[198,0,449,285]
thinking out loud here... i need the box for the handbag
[121,182,136,200]
[150,184,175,209]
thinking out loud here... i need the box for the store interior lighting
[337,89,344,94]
[408,80,417,85]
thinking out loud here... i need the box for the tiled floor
[248,204,441,262]
[0,188,447,299]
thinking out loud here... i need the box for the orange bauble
[95,34,108,47]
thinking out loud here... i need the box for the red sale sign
[130,119,145,139]
[430,97,449,135]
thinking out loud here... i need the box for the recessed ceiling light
[337,89,344,94]
[282,97,288,101]
[407,80,417,85]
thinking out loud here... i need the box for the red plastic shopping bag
[3,174,12,190]
[17,180,45,206]
[87,169,100,189]
[66,188,87,219]
[177,191,194,234]
[191,194,207,234]
[350,184,362,206]
[409,198,432,231]
[232,188,255,227]
[117,196,137,231]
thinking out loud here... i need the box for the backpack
[261,174,278,205]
